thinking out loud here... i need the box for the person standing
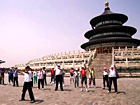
[30,69,33,87]
[0,69,3,84]
[62,69,65,87]
[13,67,19,87]
[88,68,96,88]
[100,67,109,89]
[33,69,37,84]
[1,69,5,85]
[108,65,118,94]
[42,67,47,85]
[19,66,35,103]
[74,68,79,88]
[80,66,88,92]
[8,69,13,85]
[37,68,44,90]
[50,68,55,84]
[69,68,74,84]
[54,64,63,91]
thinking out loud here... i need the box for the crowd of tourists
[0,64,118,103]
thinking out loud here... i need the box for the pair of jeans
[75,76,79,87]
[51,75,55,83]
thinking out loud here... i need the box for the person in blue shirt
[13,67,19,87]
[8,69,14,85]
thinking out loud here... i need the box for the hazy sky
[0,0,140,67]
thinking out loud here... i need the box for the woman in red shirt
[69,68,74,84]
[80,66,88,92]
[50,68,55,84]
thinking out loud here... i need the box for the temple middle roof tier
[81,38,140,49]
[90,8,128,28]
[85,25,137,39]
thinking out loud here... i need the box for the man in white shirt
[108,65,118,94]
[19,66,35,103]
[54,64,63,91]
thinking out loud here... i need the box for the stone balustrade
[113,47,140,71]
[15,50,95,70]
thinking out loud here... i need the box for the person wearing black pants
[54,64,63,91]
[103,75,109,88]
[100,67,109,89]
[13,77,19,87]
[38,79,44,89]
[19,66,35,103]
[1,69,5,85]
[37,68,44,90]
[55,75,63,91]
[13,68,19,87]
[109,77,117,92]
[22,82,35,101]
[43,67,47,85]
[108,65,118,94]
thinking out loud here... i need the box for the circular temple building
[81,2,140,53]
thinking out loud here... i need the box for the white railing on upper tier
[113,47,140,69]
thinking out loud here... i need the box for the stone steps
[89,53,112,79]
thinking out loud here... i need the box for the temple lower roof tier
[81,38,140,50]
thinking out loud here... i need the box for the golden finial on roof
[105,2,109,8]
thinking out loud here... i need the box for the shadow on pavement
[95,86,102,88]
[118,91,126,94]
[44,88,51,90]
[35,100,44,104]
[64,85,70,87]
[109,91,126,94]
[88,90,95,92]
[46,84,53,86]
[64,89,72,91]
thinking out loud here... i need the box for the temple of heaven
[81,2,140,53]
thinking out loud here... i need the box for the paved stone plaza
[0,75,140,105]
